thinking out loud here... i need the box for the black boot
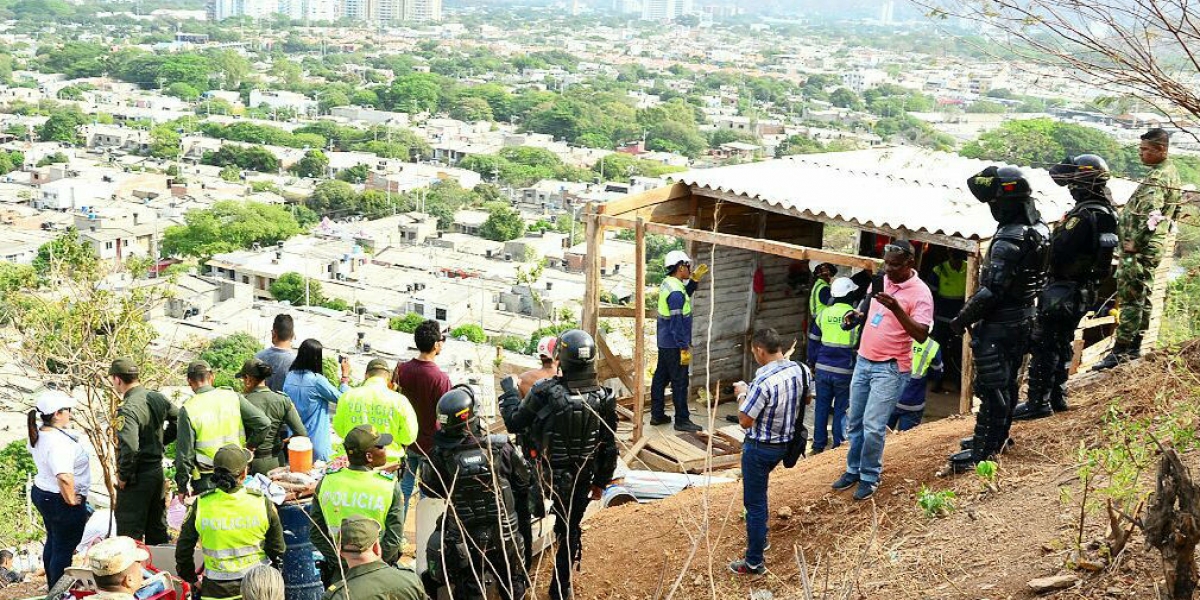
[1048,383,1069,413]
[947,447,993,474]
[1092,342,1130,371]
[1012,393,1053,421]
[959,436,1014,452]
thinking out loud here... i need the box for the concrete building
[403,0,441,22]
[207,237,370,300]
[641,0,691,20]
[72,203,163,262]
[248,90,318,115]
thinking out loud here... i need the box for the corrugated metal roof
[670,147,1138,241]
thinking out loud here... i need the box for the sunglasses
[884,243,913,256]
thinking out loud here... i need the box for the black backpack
[782,362,812,469]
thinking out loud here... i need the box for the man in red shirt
[391,320,452,532]
[830,241,934,500]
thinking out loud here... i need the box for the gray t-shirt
[255,346,297,392]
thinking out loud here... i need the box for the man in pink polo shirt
[830,240,933,500]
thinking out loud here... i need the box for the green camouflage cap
[365,358,389,373]
[213,444,252,473]
[343,424,393,455]
[108,358,139,377]
[338,515,380,553]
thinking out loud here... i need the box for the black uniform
[1019,184,1118,417]
[500,375,618,600]
[950,167,1050,471]
[115,385,179,544]
[420,430,530,600]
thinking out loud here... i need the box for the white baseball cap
[34,389,75,416]
[536,336,558,359]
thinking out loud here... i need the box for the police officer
[420,386,530,600]
[331,358,418,469]
[84,536,151,600]
[323,516,425,600]
[806,262,837,370]
[946,166,1050,474]
[311,424,405,578]
[928,251,968,391]
[177,445,285,600]
[499,329,618,600]
[175,361,271,498]
[108,358,178,544]
[1014,155,1119,419]
[236,358,307,475]
[651,250,706,432]
[1095,128,1184,369]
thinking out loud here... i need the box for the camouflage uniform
[1115,158,1182,345]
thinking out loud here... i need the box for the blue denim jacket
[283,370,347,461]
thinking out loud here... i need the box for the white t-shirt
[28,427,91,496]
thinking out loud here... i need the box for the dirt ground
[553,347,1200,600]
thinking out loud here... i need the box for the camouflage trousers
[1115,253,1161,346]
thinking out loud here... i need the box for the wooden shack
[582,148,1167,455]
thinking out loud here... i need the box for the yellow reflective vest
[195,488,270,582]
[184,388,245,473]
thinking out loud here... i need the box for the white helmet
[664,250,691,272]
[831,277,857,298]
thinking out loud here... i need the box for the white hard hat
[664,250,691,271]
[831,277,857,298]
[34,389,75,416]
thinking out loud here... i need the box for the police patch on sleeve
[1063,217,1079,230]
[114,414,125,431]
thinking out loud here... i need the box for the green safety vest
[184,389,245,473]
[911,337,942,379]
[817,304,859,347]
[657,277,692,318]
[195,488,270,582]
[809,278,830,317]
[933,262,967,299]
[318,468,395,540]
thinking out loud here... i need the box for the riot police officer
[1014,155,1119,420]
[947,166,1050,474]
[420,386,530,600]
[499,329,619,600]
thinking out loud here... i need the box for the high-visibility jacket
[911,337,942,379]
[317,468,395,538]
[195,488,270,582]
[815,303,859,376]
[809,278,830,318]
[331,377,418,463]
[933,261,968,299]
[657,277,692,318]
[657,276,694,349]
[184,388,244,472]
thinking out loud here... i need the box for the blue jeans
[845,358,907,484]
[888,408,924,431]
[32,487,89,590]
[651,348,690,424]
[813,371,851,451]
[741,439,787,566]
[400,451,428,539]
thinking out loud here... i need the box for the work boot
[959,436,1014,452]
[649,415,671,426]
[1012,398,1053,421]
[1048,385,1069,413]
[1092,342,1136,371]
[947,448,994,475]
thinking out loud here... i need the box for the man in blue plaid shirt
[729,328,811,576]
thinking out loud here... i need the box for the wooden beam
[596,331,636,401]
[594,213,881,272]
[594,182,690,216]
[959,252,980,415]
[696,188,981,253]
[633,217,647,444]
[582,210,602,337]
[598,306,655,319]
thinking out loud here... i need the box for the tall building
[403,0,442,22]
[641,0,690,21]
[879,0,894,25]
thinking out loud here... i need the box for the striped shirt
[739,359,810,444]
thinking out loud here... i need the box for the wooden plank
[636,448,685,473]
[680,453,742,473]
[1080,315,1116,329]
[594,214,881,272]
[615,404,634,421]
[959,251,980,415]
[598,306,655,319]
[620,435,652,468]
[581,211,602,336]
[633,217,647,444]
[596,331,636,403]
[594,182,690,216]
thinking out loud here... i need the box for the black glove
[949,316,966,336]
[500,375,518,397]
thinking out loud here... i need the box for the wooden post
[633,217,647,443]
[581,208,601,337]
[959,252,980,415]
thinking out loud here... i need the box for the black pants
[423,524,527,600]
[116,466,169,545]
[970,320,1032,456]
[1027,282,1086,407]
[548,479,592,600]
[934,298,965,385]
[31,487,88,590]
[651,348,690,424]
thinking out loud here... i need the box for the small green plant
[917,486,956,518]
[976,460,999,492]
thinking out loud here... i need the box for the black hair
[95,572,128,589]
[212,466,241,492]
[113,373,137,385]
[540,356,554,368]
[414,320,442,353]
[242,362,273,387]
[1141,128,1171,147]
[187,368,211,384]
[751,328,783,354]
[290,338,324,374]
[272,314,295,342]
[26,409,53,447]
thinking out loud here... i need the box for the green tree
[389,313,425,333]
[37,108,85,145]
[960,118,1131,173]
[219,165,241,182]
[158,54,211,92]
[166,82,201,101]
[199,332,262,389]
[450,324,486,343]
[384,73,442,114]
[336,163,371,184]
[479,206,526,242]
[35,152,68,167]
[318,89,350,114]
[32,228,96,275]
[966,100,1008,114]
[201,145,280,173]
[37,42,105,78]
[646,121,707,158]
[207,49,251,91]
[307,180,359,215]
[451,97,495,122]
[149,125,182,159]
[270,272,323,306]
[291,150,330,179]
[830,87,864,110]
[56,85,83,101]
[161,201,302,260]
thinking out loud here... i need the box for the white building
[641,0,691,20]
[248,90,318,115]
[842,69,889,94]
[403,0,441,21]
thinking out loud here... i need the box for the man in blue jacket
[652,250,706,432]
[812,277,860,453]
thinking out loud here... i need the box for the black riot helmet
[436,385,480,437]
[967,165,1039,225]
[555,329,599,390]
[1050,154,1111,190]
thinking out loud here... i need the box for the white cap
[536,336,558,359]
[664,250,691,271]
[34,389,75,416]
[831,277,857,298]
